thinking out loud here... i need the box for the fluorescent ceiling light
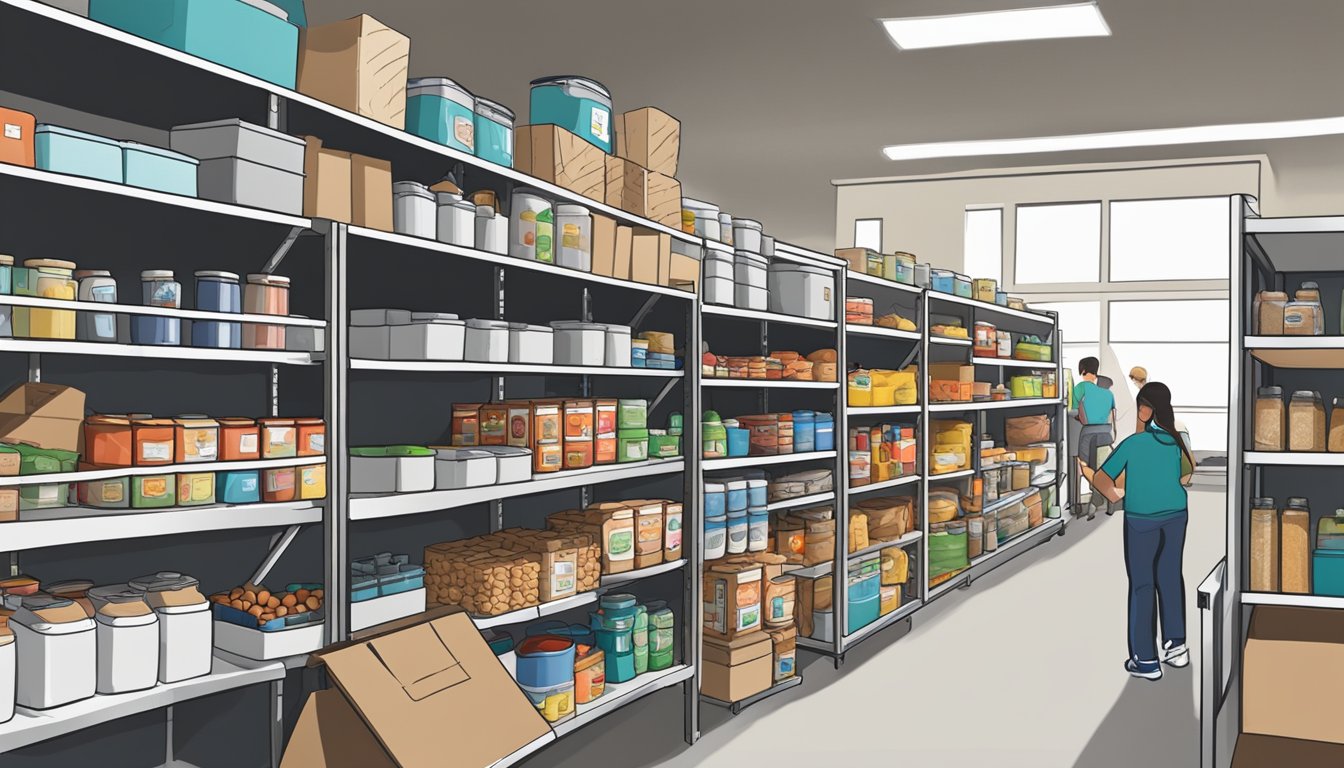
[882,116,1344,161]
[880,3,1110,50]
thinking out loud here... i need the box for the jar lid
[127,571,199,593]
[195,270,240,280]
[141,269,175,279]
[27,258,76,270]
[1300,281,1320,290]
[73,269,112,279]
[1290,390,1321,401]
[475,205,496,216]
[46,579,94,594]
[1258,386,1282,397]
[1252,497,1275,507]
[0,255,12,265]
[247,273,290,287]
[555,203,590,216]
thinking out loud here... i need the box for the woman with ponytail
[1080,382,1195,681]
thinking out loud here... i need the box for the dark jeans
[1123,511,1188,662]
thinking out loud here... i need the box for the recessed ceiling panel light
[881,116,1344,161]
[880,2,1110,50]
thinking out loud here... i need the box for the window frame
[1107,195,1232,284]
[854,218,883,251]
[1012,200,1104,287]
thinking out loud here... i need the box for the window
[1110,197,1229,282]
[1031,301,1100,380]
[1173,411,1228,453]
[1014,202,1101,284]
[1108,300,1229,343]
[964,208,1002,283]
[854,218,882,251]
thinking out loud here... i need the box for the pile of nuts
[210,583,324,626]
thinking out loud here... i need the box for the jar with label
[75,270,117,343]
[133,270,181,346]
[973,322,997,357]
[1254,387,1285,451]
[996,330,1012,358]
[1331,398,1344,453]
[1253,290,1288,335]
[193,271,241,349]
[1284,285,1323,336]
[1288,390,1326,452]
[509,189,554,263]
[554,204,592,271]
[1042,371,1058,400]
[243,274,289,350]
[15,259,76,340]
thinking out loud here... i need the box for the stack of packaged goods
[930,420,973,476]
[703,553,795,702]
[835,248,917,287]
[845,424,918,489]
[847,367,919,408]
[702,409,835,461]
[773,507,836,567]
[702,475,769,561]
[928,488,969,587]
[699,347,839,383]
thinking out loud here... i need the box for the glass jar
[1288,390,1326,452]
[1283,496,1312,594]
[16,259,76,340]
[133,270,181,346]
[1254,386,1285,452]
[1249,497,1279,592]
[1253,290,1288,335]
[1285,282,1323,336]
[1042,371,1058,400]
[1332,398,1344,453]
[75,270,118,343]
[554,204,592,272]
[193,270,242,349]
[243,274,289,350]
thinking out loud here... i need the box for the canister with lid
[243,273,289,350]
[473,97,515,167]
[1253,387,1285,452]
[405,77,476,152]
[437,193,478,248]
[726,509,748,554]
[555,204,592,271]
[130,270,181,345]
[551,321,606,366]
[12,594,96,709]
[914,263,931,289]
[475,205,508,255]
[193,270,242,348]
[93,589,159,694]
[75,269,117,342]
[732,219,764,254]
[509,188,554,262]
[393,181,437,239]
[15,259,77,340]
[465,319,510,362]
[127,572,212,683]
[1288,390,1326,452]
[973,322,997,357]
[718,213,734,246]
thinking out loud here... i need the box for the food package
[424,534,542,616]
[848,510,870,553]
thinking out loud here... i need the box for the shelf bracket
[261,226,306,275]
[897,345,920,372]
[648,378,679,413]
[250,524,303,586]
[627,294,660,329]
[27,353,40,383]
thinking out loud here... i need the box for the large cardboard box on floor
[0,382,85,452]
[1243,605,1344,745]
[300,135,353,223]
[604,156,648,217]
[646,172,683,229]
[515,125,605,200]
[630,228,672,286]
[298,15,410,129]
[615,107,680,177]
[351,154,393,231]
[281,611,552,768]
[701,632,772,703]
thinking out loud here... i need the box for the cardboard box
[614,107,680,177]
[701,632,772,703]
[0,488,17,522]
[929,363,975,384]
[0,383,85,452]
[350,154,392,231]
[297,15,410,129]
[283,612,551,768]
[930,380,972,403]
[646,172,683,228]
[972,382,992,400]
[835,247,882,274]
[604,156,647,217]
[591,214,620,278]
[669,254,699,293]
[631,228,671,286]
[515,125,605,200]
[300,136,353,223]
[1244,606,1344,745]
[703,561,763,640]
[614,225,635,280]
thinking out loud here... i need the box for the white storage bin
[508,323,554,365]
[704,251,734,281]
[465,319,510,362]
[437,194,476,248]
[736,284,767,311]
[683,198,720,241]
[0,627,12,725]
[393,181,436,239]
[734,250,768,290]
[732,218,764,254]
[127,571,213,684]
[94,592,160,694]
[350,449,436,494]
[473,446,533,484]
[349,309,412,360]
[350,588,427,633]
[433,448,499,489]
[12,595,96,709]
[761,235,776,257]
[391,313,466,361]
[475,206,507,254]
[768,263,834,321]
[550,321,606,366]
[554,204,592,271]
[284,316,326,354]
[705,276,734,306]
[602,324,632,367]
[170,119,306,215]
[213,620,324,661]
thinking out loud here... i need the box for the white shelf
[1243,452,1344,467]
[1245,215,1344,235]
[849,475,922,494]
[0,655,284,754]
[845,271,923,295]
[701,378,838,390]
[553,665,694,737]
[846,325,921,341]
[0,337,316,365]
[0,295,325,327]
[927,469,975,482]
[928,398,1061,412]
[1247,337,1344,369]
[701,304,839,330]
[471,592,599,630]
[766,492,836,512]
[842,598,923,650]
[928,518,1063,600]
[1241,592,1344,610]
[599,559,687,587]
[926,291,1055,326]
[703,451,837,471]
[0,455,325,488]
[349,459,685,520]
[971,357,1056,369]
[2,501,321,551]
[848,405,922,416]
[351,359,683,377]
[930,335,973,347]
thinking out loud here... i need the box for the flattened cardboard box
[604,156,647,217]
[0,382,85,452]
[515,125,605,200]
[298,15,410,129]
[282,612,552,768]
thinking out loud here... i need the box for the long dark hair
[1137,382,1193,466]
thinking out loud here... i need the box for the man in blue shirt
[1073,357,1116,520]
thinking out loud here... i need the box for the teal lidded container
[405,77,476,153]
[529,76,613,154]
[473,97,515,168]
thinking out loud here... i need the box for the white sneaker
[1126,658,1163,680]
[1161,641,1189,668]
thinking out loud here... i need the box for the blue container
[746,479,768,508]
[529,76,614,154]
[121,141,198,196]
[474,97,515,168]
[133,271,182,346]
[193,270,242,349]
[704,514,727,559]
[995,290,1009,306]
[593,594,638,683]
[0,257,11,296]
[726,509,748,554]
[632,344,647,367]
[815,413,835,451]
[748,508,769,551]
[704,482,726,517]
[34,125,123,183]
[847,556,882,633]
[647,352,676,370]
[405,78,476,153]
[380,565,424,595]
[726,428,750,457]
[527,621,595,648]
[726,480,748,513]
[930,269,955,294]
[89,0,299,88]
[515,635,577,688]
[218,470,260,504]
[792,410,816,453]
[953,274,973,299]
[351,576,379,602]
[1314,550,1344,597]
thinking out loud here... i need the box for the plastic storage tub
[508,323,554,365]
[704,514,727,560]
[218,470,260,504]
[34,125,122,183]
[473,446,532,484]
[726,509,748,554]
[350,446,436,493]
[529,76,613,153]
[734,251,768,311]
[551,321,606,366]
[192,270,242,348]
[748,509,769,552]
[704,250,734,306]
[11,595,96,709]
[554,204,592,271]
[509,189,554,262]
[464,319,510,363]
[769,264,834,321]
[121,141,198,196]
[726,480,749,513]
[732,219,764,254]
[602,324,632,367]
[930,269,955,294]
[438,194,477,248]
[405,78,476,152]
[683,199,721,240]
[170,119,306,214]
[390,312,465,361]
[474,97,515,168]
[393,181,436,239]
[954,274,973,299]
[349,308,409,360]
[432,448,498,489]
[93,592,159,694]
[747,478,768,507]
[815,413,835,451]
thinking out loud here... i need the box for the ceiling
[307,0,1344,251]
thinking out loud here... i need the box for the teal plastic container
[121,141,198,196]
[529,76,613,153]
[89,0,300,88]
[1314,550,1344,597]
[473,97,515,168]
[35,125,123,183]
[846,555,881,634]
[405,78,476,153]
[218,470,260,504]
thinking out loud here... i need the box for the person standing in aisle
[1074,357,1116,520]
[1082,382,1195,681]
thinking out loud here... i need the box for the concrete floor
[522,489,1227,768]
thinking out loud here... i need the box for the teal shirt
[1101,424,1188,517]
[1074,380,1115,426]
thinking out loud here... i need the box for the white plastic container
[510,189,553,262]
[718,213,734,246]
[736,285,767,311]
[437,194,476,248]
[554,204,592,271]
[732,219,764,254]
[602,324,632,367]
[393,181,436,239]
[169,118,306,215]
[350,449,435,494]
[390,312,466,361]
[433,448,499,489]
[682,198,720,241]
[705,277,734,307]
[213,620,324,661]
[768,263,834,321]
[94,591,160,694]
[474,446,533,484]
[475,205,507,254]
[0,626,12,725]
[508,323,554,365]
[761,235,776,258]
[127,571,213,684]
[349,308,412,360]
[550,321,606,366]
[465,318,510,362]
[705,250,734,280]
[735,250,769,311]
[12,595,96,709]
